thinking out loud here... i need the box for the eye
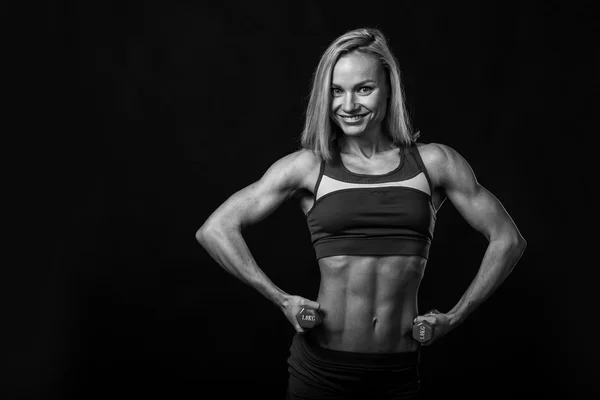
[331,87,343,96]
[358,86,374,94]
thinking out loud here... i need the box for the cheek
[380,94,389,111]
[329,103,340,123]
[369,96,387,113]
[331,98,341,111]
[378,99,388,114]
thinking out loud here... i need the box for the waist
[287,333,420,397]
[300,332,420,364]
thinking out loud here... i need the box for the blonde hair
[300,27,419,161]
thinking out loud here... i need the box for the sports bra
[305,143,437,260]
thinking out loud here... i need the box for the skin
[330,51,389,148]
[196,51,526,354]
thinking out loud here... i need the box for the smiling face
[330,51,389,139]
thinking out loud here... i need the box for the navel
[372,317,378,329]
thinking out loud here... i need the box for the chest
[307,187,435,236]
[298,172,444,215]
[296,146,445,214]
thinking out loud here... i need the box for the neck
[339,132,394,159]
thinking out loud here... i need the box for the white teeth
[341,115,364,121]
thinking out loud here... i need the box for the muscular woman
[196,27,526,399]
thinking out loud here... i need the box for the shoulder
[414,142,474,184]
[262,148,321,189]
[276,149,321,196]
[279,148,321,175]
[267,148,320,170]
[414,142,453,168]
[294,148,322,168]
[290,148,322,192]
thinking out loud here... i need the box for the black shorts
[286,333,421,400]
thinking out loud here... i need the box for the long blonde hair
[300,28,418,161]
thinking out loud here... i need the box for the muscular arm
[196,149,317,309]
[427,143,527,328]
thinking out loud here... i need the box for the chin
[340,126,366,136]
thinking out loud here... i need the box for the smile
[339,113,368,122]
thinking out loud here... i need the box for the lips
[338,113,369,123]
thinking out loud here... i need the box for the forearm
[448,236,526,327]
[197,226,289,309]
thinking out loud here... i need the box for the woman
[196,27,526,399]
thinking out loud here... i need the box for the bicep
[449,184,516,241]
[202,151,306,231]
[438,146,518,241]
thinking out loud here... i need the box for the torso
[294,142,445,353]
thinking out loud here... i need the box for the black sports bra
[305,144,436,260]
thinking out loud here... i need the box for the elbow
[505,231,527,265]
[514,232,527,254]
[196,219,234,245]
[494,229,527,257]
[519,237,527,252]
[195,226,208,245]
[196,222,219,245]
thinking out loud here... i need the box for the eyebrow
[331,79,378,88]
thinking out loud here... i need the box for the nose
[341,92,359,113]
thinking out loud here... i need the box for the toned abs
[310,254,426,353]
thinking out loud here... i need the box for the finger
[414,310,436,323]
[413,314,430,323]
[413,315,436,325]
[301,299,321,311]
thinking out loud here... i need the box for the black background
[10,1,597,399]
